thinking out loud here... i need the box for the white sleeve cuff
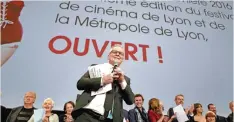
[120,80,127,90]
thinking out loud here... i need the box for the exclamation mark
[157,46,163,63]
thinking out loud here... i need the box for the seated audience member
[128,94,149,122]
[167,94,193,122]
[148,98,164,122]
[190,103,206,122]
[6,91,36,122]
[208,103,227,122]
[59,101,75,122]
[227,101,234,122]
[206,111,216,122]
[28,98,59,122]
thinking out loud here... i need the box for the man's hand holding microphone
[102,67,125,86]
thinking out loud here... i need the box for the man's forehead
[111,46,124,52]
[210,105,216,108]
[135,97,142,99]
[25,92,34,96]
[177,96,184,99]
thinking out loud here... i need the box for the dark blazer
[216,115,228,122]
[6,106,36,122]
[72,64,134,122]
[168,107,177,122]
[128,107,149,122]
[168,107,191,122]
[6,106,24,122]
[227,112,233,122]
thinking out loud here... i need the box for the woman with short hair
[28,98,59,122]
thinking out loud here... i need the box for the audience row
[125,94,233,122]
[1,92,233,122]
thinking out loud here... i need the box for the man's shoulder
[8,106,23,115]
[217,115,227,119]
[217,115,225,117]
[227,113,233,120]
[128,109,137,116]
[228,112,233,117]
[12,106,23,110]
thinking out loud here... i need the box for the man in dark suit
[6,91,36,122]
[72,44,134,122]
[167,94,193,122]
[207,103,228,122]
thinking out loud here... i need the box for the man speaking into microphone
[72,44,134,122]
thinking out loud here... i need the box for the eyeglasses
[111,50,124,56]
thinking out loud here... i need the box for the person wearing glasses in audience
[6,91,36,122]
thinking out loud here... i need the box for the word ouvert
[48,35,164,63]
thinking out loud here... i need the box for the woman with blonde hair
[28,98,59,122]
[148,98,164,122]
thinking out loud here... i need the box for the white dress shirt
[83,63,127,115]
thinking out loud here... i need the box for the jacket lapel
[12,106,23,122]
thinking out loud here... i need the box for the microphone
[112,61,119,85]
[112,61,118,73]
